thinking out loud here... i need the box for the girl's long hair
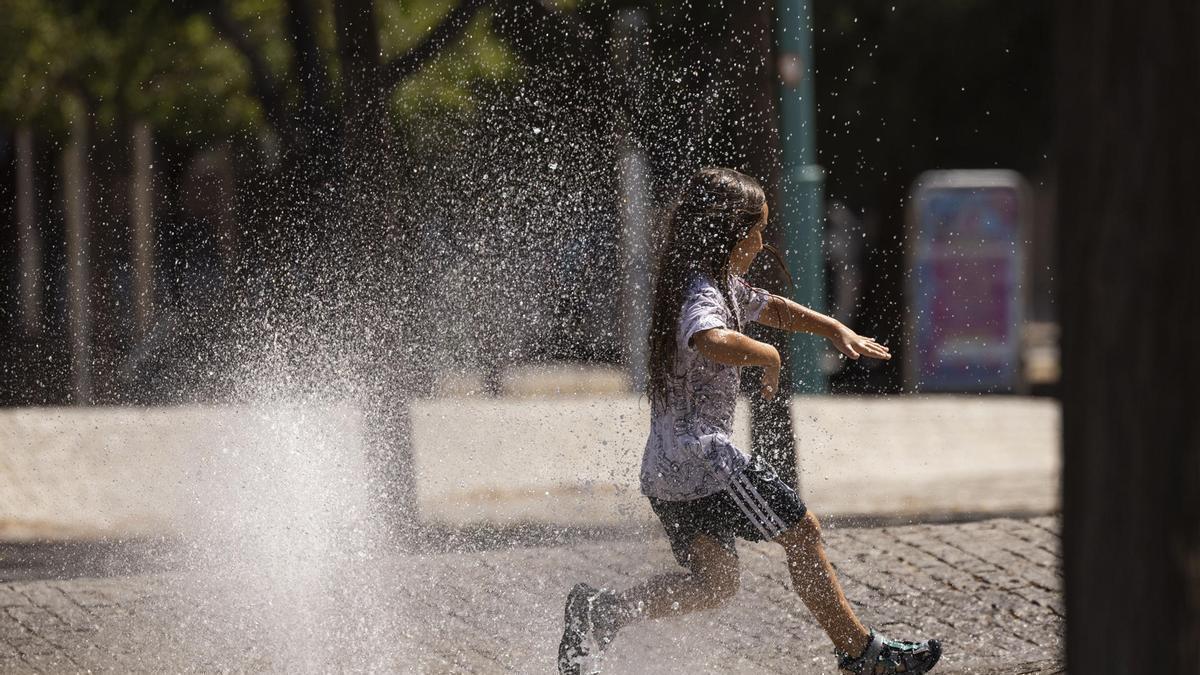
[646,167,771,405]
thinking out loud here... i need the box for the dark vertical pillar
[1058,0,1200,670]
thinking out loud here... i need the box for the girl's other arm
[692,328,781,399]
[757,295,892,362]
[757,294,839,335]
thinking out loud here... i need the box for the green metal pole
[776,0,827,393]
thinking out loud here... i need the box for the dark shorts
[648,455,807,570]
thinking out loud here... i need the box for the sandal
[836,629,942,674]
[557,583,623,674]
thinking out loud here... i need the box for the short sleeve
[732,276,771,323]
[677,284,729,352]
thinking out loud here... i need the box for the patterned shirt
[639,273,772,501]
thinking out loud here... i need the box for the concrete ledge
[411,395,1060,527]
[0,406,368,541]
[434,363,632,398]
[1,396,1060,540]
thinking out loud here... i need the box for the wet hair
[646,167,772,405]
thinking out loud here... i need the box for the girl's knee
[779,511,822,550]
[803,510,822,533]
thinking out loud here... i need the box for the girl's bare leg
[775,511,871,656]
[616,534,740,620]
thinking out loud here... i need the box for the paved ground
[0,516,1063,674]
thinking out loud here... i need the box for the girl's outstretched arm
[757,295,892,362]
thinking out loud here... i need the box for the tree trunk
[62,106,94,405]
[1058,0,1200,671]
[129,121,156,340]
[284,0,335,158]
[721,0,800,489]
[334,0,390,166]
[614,10,654,391]
[15,127,42,337]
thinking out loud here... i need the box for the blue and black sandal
[836,630,942,674]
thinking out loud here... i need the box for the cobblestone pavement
[0,517,1063,674]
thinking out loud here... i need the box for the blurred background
[0,0,1066,545]
[0,0,1061,562]
[0,0,1061,541]
[0,0,1056,406]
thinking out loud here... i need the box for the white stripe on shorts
[724,481,775,539]
[732,472,788,536]
[727,474,784,539]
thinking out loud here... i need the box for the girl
[557,168,941,674]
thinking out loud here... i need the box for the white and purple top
[639,273,772,501]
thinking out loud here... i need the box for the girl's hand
[761,362,781,400]
[830,325,892,361]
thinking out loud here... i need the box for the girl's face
[726,203,768,276]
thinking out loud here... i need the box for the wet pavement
[0,516,1063,674]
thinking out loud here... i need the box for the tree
[721,0,800,488]
[109,1,499,267]
[1057,0,1200,670]
[0,0,266,403]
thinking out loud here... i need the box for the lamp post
[776,0,827,393]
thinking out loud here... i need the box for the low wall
[410,395,1061,527]
[0,406,367,541]
[0,396,1060,540]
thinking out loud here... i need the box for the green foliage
[156,14,265,140]
[0,0,88,134]
[0,0,262,139]
[0,0,520,145]
[388,7,519,131]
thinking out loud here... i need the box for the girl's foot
[556,583,623,674]
[836,630,942,674]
